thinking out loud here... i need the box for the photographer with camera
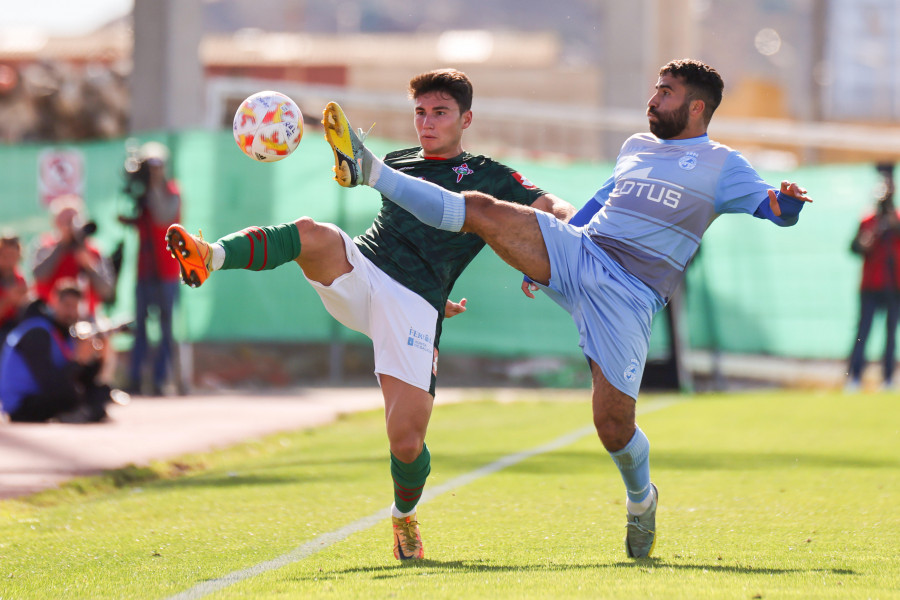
[846,162,900,391]
[0,280,126,423]
[32,194,115,319]
[117,141,182,396]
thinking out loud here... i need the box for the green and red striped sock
[391,444,431,514]
[217,222,301,271]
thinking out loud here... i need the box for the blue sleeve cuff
[568,197,603,227]
[754,190,804,227]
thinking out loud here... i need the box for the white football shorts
[302,228,439,393]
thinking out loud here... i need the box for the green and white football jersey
[354,147,546,314]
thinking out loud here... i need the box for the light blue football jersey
[584,133,772,302]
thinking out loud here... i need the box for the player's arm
[531,193,576,222]
[567,197,603,227]
[753,181,811,227]
[567,175,614,226]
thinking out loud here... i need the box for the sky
[0,0,133,36]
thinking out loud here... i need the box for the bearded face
[648,97,691,140]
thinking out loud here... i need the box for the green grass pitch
[1,389,897,599]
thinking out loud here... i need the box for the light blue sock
[609,427,651,504]
[370,163,466,231]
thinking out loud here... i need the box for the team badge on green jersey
[452,163,474,183]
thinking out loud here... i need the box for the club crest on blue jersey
[678,152,699,171]
[623,358,641,382]
[452,163,474,183]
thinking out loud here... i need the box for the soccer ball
[233,91,303,162]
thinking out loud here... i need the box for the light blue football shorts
[533,211,665,399]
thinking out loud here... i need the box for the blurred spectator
[0,281,125,423]
[847,163,900,391]
[118,142,182,395]
[0,234,29,344]
[32,195,116,319]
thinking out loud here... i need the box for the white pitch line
[165,396,680,600]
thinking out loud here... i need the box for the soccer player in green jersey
[167,69,576,560]
[324,59,811,559]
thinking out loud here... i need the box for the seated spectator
[0,281,126,423]
[0,234,28,344]
[32,195,115,318]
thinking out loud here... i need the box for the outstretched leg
[459,191,552,284]
[589,360,657,559]
[166,218,352,288]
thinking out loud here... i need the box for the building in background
[0,0,898,163]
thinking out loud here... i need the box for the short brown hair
[659,59,724,123]
[408,69,474,113]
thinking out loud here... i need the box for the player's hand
[521,279,540,299]
[767,181,812,216]
[445,297,467,318]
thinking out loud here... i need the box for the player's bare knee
[464,191,494,214]
[593,415,634,452]
[390,437,424,463]
[293,216,320,237]
[294,218,340,247]
[462,191,497,232]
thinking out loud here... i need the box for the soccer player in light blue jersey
[325,58,811,558]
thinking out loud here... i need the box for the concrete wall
[130,0,204,132]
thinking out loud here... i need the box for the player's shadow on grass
[294,560,857,580]
[609,560,856,576]
[652,450,899,471]
[145,454,387,489]
[154,473,313,488]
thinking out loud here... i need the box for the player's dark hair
[408,69,473,114]
[659,59,724,123]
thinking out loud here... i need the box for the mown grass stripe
[165,396,680,600]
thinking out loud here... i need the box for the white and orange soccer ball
[232,91,303,162]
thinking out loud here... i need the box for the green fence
[0,130,882,362]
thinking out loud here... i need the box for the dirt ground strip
[0,387,590,500]
[0,388,392,500]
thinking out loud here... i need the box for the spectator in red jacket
[847,162,900,391]
[118,142,182,395]
[32,195,115,319]
[0,234,29,343]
